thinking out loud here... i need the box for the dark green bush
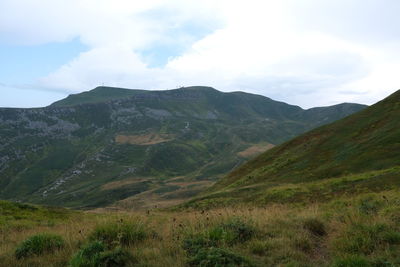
[303,218,326,237]
[15,233,64,259]
[98,247,136,267]
[70,241,106,267]
[89,221,147,248]
[70,241,136,267]
[188,247,253,267]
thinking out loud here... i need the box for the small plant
[303,218,326,237]
[70,241,136,267]
[89,220,147,248]
[15,233,65,259]
[188,247,253,267]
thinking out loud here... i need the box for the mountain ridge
[0,86,366,209]
[182,89,400,208]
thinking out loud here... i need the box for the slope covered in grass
[185,89,400,207]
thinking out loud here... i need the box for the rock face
[0,86,366,209]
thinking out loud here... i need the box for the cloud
[1,0,400,108]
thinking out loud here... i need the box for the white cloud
[1,0,400,108]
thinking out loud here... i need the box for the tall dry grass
[0,190,399,266]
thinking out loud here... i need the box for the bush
[188,247,253,267]
[89,221,147,248]
[303,218,326,237]
[70,241,106,267]
[15,233,64,259]
[70,241,136,267]
[98,247,136,267]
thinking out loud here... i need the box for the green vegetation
[0,86,365,209]
[2,89,400,266]
[185,90,400,208]
[1,192,400,266]
[15,233,64,259]
[188,247,253,267]
[88,220,148,248]
[69,242,136,267]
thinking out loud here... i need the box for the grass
[1,190,400,266]
[88,220,148,248]
[15,233,64,259]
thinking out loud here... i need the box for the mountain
[184,89,400,208]
[0,86,366,209]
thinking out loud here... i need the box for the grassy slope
[184,90,400,208]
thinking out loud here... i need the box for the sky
[1,0,400,108]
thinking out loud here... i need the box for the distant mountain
[0,86,366,209]
[184,89,400,208]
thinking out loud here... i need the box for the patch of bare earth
[238,143,275,158]
[110,179,214,210]
[101,178,149,191]
[115,132,174,145]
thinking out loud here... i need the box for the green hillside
[0,86,365,209]
[184,89,400,208]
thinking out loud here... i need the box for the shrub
[303,218,326,237]
[188,247,253,267]
[70,241,106,267]
[70,241,136,267]
[98,247,136,267]
[15,233,64,259]
[89,221,147,248]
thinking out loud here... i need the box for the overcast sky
[1,0,400,108]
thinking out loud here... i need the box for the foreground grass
[0,190,400,266]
